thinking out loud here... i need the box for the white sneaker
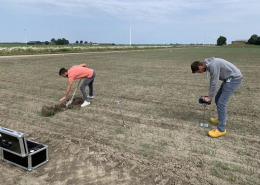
[81,101,90,107]
[87,95,94,99]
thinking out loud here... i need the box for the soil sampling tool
[66,79,82,108]
[199,96,211,127]
[115,100,125,127]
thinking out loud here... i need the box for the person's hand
[204,94,209,97]
[203,96,211,102]
[60,96,66,102]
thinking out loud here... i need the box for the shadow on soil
[41,97,84,116]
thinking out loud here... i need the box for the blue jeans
[80,70,96,102]
[215,78,242,132]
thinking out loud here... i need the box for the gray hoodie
[204,57,242,99]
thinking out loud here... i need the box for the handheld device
[199,96,211,105]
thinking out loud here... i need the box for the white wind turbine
[130,21,133,45]
[24,28,27,46]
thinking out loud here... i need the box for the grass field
[0,47,259,185]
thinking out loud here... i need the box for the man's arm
[208,64,220,99]
[60,81,73,101]
[79,63,86,67]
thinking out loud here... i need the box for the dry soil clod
[41,97,84,116]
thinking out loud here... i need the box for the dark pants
[80,70,96,102]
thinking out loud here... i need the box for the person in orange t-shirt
[59,63,96,107]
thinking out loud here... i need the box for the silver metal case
[0,127,49,171]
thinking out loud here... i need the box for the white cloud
[3,0,260,24]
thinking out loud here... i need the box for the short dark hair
[191,61,204,73]
[59,68,68,76]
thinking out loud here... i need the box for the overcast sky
[1,0,259,44]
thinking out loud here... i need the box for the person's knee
[217,101,226,109]
[80,85,85,91]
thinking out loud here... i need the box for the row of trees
[48,38,69,45]
[44,35,259,46]
[75,40,92,44]
[247,34,260,45]
[44,38,91,45]
[216,34,260,46]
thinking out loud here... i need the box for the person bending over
[59,63,96,107]
[191,57,242,138]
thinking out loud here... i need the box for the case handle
[2,127,20,134]
[1,127,23,136]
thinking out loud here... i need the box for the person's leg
[88,79,94,96]
[216,78,242,132]
[215,82,224,106]
[210,82,224,124]
[80,78,93,102]
[88,71,96,96]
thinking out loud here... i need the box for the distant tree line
[247,34,260,45]
[75,40,92,45]
[44,38,91,45]
[216,34,260,46]
[45,38,70,45]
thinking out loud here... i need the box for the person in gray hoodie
[191,57,242,138]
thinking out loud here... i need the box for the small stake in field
[66,79,82,107]
[199,96,211,127]
[115,100,125,127]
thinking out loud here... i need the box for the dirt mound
[41,97,84,116]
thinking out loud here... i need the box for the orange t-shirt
[68,65,93,82]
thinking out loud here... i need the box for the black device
[199,96,211,105]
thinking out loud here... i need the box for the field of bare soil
[0,47,259,185]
